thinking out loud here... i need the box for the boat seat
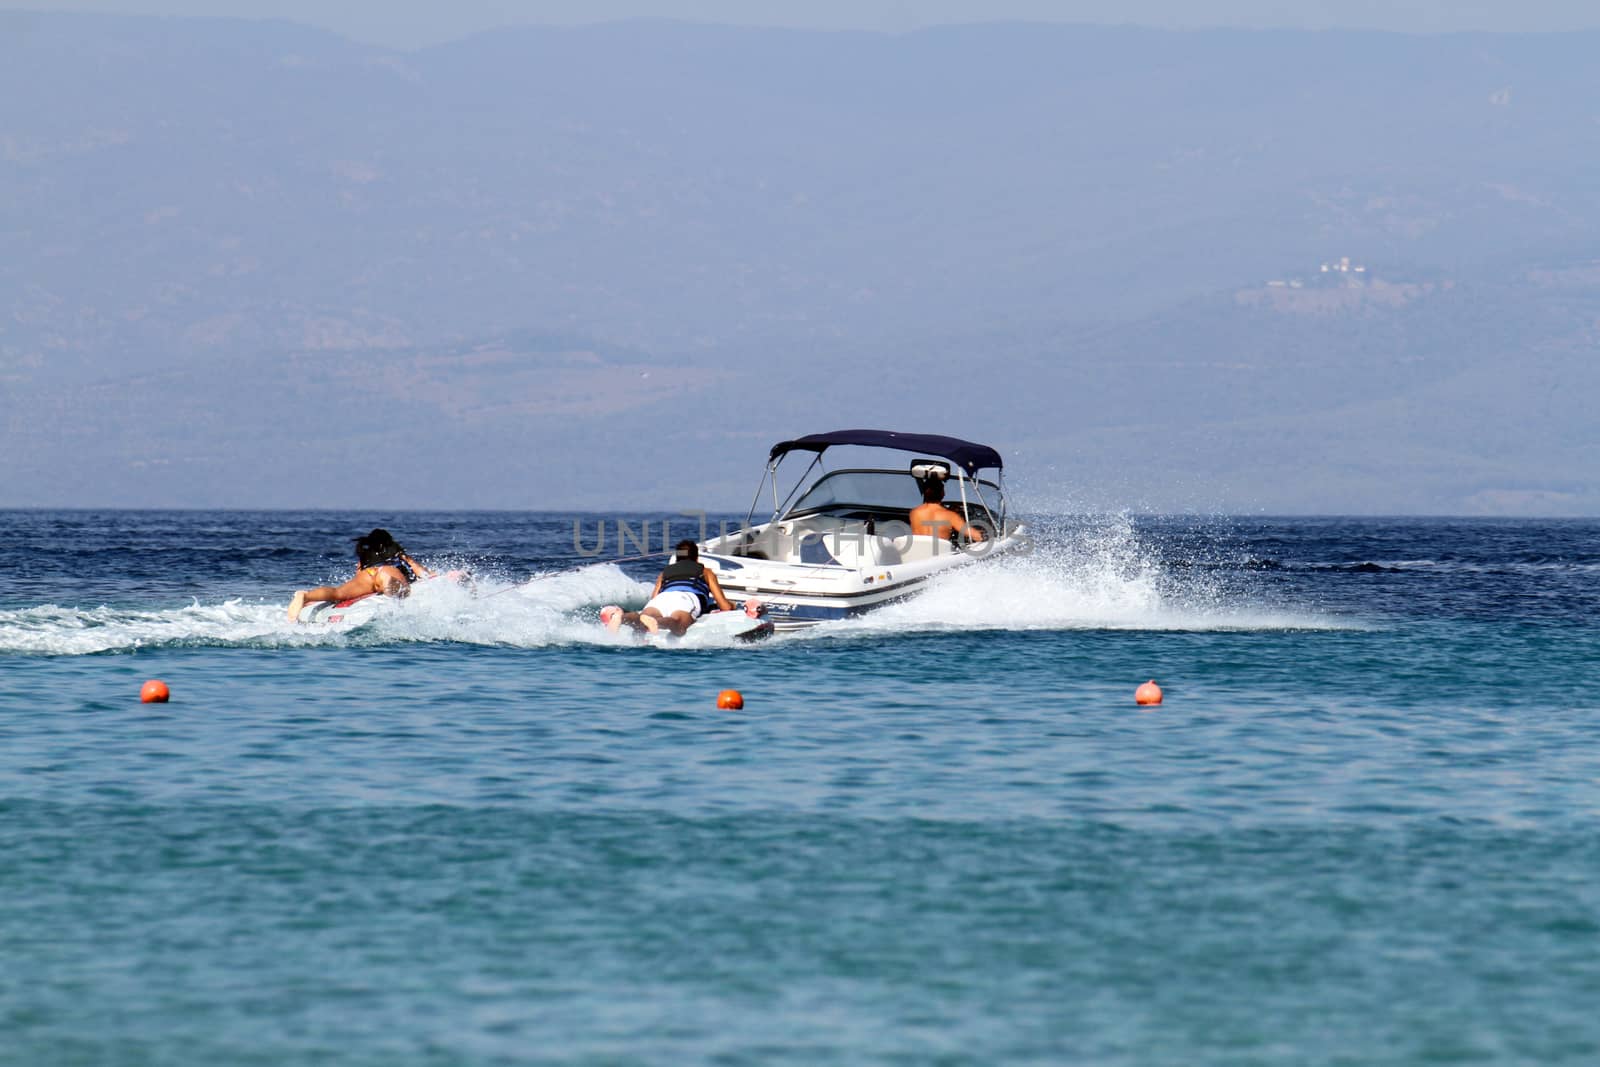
[782,516,848,566]
[884,533,961,564]
[774,515,968,568]
[798,535,838,565]
[871,538,904,565]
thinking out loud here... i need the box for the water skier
[287,528,436,622]
[602,540,736,637]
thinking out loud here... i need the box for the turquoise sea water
[3,511,1599,1064]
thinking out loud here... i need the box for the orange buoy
[1134,679,1163,706]
[140,679,170,703]
[716,689,744,710]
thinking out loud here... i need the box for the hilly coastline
[3,13,1597,512]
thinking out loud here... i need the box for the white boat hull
[701,427,1023,629]
[703,526,1027,629]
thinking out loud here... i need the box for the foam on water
[826,513,1351,635]
[0,518,1352,655]
[0,600,290,656]
[377,564,646,648]
[0,565,647,656]
[4,511,1600,1065]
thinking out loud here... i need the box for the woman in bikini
[286,528,436,622]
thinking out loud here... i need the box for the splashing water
[829,513,1348,635]
[0,517,1347,657]
[0,565,649,656]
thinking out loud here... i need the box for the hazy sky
[10,0,1600,48]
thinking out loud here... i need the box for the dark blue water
[4,511,1599,1064]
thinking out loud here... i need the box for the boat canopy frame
[768,429,1003,475]
[737,430,1009,539]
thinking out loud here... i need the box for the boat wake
[0,566,648,657]
[816,514,1351,636]
[0,517,1349,656]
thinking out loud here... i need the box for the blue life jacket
[658,559,714,613]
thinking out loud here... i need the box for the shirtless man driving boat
[910,476,986,544]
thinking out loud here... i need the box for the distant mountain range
[3,13,1597,512]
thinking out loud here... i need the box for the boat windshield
[785,469,1001,518]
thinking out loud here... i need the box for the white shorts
[645,590,703,619]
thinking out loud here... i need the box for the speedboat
[699,429,1026,629]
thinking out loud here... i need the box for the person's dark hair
[674,539,699,561]
[920,479,945,503]
[354,528,403,568]
[354,538,382,568]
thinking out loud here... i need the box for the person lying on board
[287,528,436,622]
[603,539,735,637]
[910,475,986,544]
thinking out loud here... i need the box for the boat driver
[287,528,436,622]
[605,539,735,637]
[910,475,986,544]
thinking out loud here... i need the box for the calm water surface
[3,511,1598,1064]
